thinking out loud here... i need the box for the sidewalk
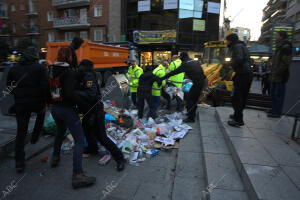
[198,105,300,200]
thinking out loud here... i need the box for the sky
[225,0,269,41]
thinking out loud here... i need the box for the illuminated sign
[271,26,293,52]
[133,30,177,44]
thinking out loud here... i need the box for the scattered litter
[98,154,111,165]
[40,156,48,163]
[100,101,194,166]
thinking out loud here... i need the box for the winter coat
[270,40,292,83]
[228,41,252,75]
[137,71,158,98]
[6,61,48,106]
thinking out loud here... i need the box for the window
[80,31,88,40]
[64,9,77,17]
[47,11,53,21]
[65,32,76,41]
[94,5,102,17]
[12,23,16,34]
[48,32,55,42]
[94,29,103,41]
[11,3,15,12]
[20,1,25,10]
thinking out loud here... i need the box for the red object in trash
[156,128,160,135]
[106,123,110,129]
[110,100,116,106]
[40,156,48,163]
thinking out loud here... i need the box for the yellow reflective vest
[168,59,184,88]
[126,65,143,93]
[152,64,166,96]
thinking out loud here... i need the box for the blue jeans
[270,82,286,115]
[51,105,84,173]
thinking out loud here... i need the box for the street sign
[271,25,293,52]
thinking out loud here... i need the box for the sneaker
[116,159,126,171]
[227,120,244,127]
[183,118,195,123]
[30,131,41,144]
[72,173,96,189]
[50,156,60,168]
[267,113,281,118]
[16,161,25,173]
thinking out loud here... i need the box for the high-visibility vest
[168,59,184,88]
[152,64,166,96]
[126,65,143,93]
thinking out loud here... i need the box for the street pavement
[0,118,205,200]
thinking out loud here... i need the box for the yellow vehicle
[201,41,234,91]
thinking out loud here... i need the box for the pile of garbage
[102,101,193,166]
[43,100,193,167]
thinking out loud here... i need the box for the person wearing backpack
[48,47,96,189]
[75,59,126,171]
[6,46,48,173]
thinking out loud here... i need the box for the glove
[156,78,163,87]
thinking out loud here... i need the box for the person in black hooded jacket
[159,52,207,123]
[69,36,84,69]
[6,46,48,172]
[137,66,159,119]
[226,33,253,127]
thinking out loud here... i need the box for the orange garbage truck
[46,40,132,86]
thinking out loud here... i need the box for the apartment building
[2,0,122,49]
[231,27,251,43]
[260,0,288,44]
[286,0,300,47]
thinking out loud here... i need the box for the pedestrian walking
[6,46,48,173]
[126,59,143,107]
[159,52,206,123]
[268,31,292,118]
[226,33,253,127]
[76,59,126,171]
[49,47,96,189]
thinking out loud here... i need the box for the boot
[116,159,126,171]
[72,172,96,189]
[227,119,244,127]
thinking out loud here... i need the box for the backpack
[48,63,70,102]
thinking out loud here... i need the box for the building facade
[123,0,224,66]
[286,0,300,47]
[1,0,122,49]
[260,0,288,45]
[231,27,251,43]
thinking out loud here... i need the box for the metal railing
[53,16,90,27]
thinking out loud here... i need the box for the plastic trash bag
[183,82,193,93]
[43,114,56,135]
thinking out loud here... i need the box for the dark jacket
[137,71,158,97]
[6,61,48,106]
[49,62,86,109]
[69,45,79,69]
[75,71,101,103]
[163,59,206,85]
[228,41,252,75]
[270,40,292,83]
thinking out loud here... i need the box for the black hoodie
[137,70,158,97]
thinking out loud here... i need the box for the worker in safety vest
[151,60,167,117]
[162,55,184,111]
[126,59,143,106]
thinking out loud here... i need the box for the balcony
[53,16,90,29]
[52,0,90,9]
[26,9,38,16]
[27,26,40,35]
